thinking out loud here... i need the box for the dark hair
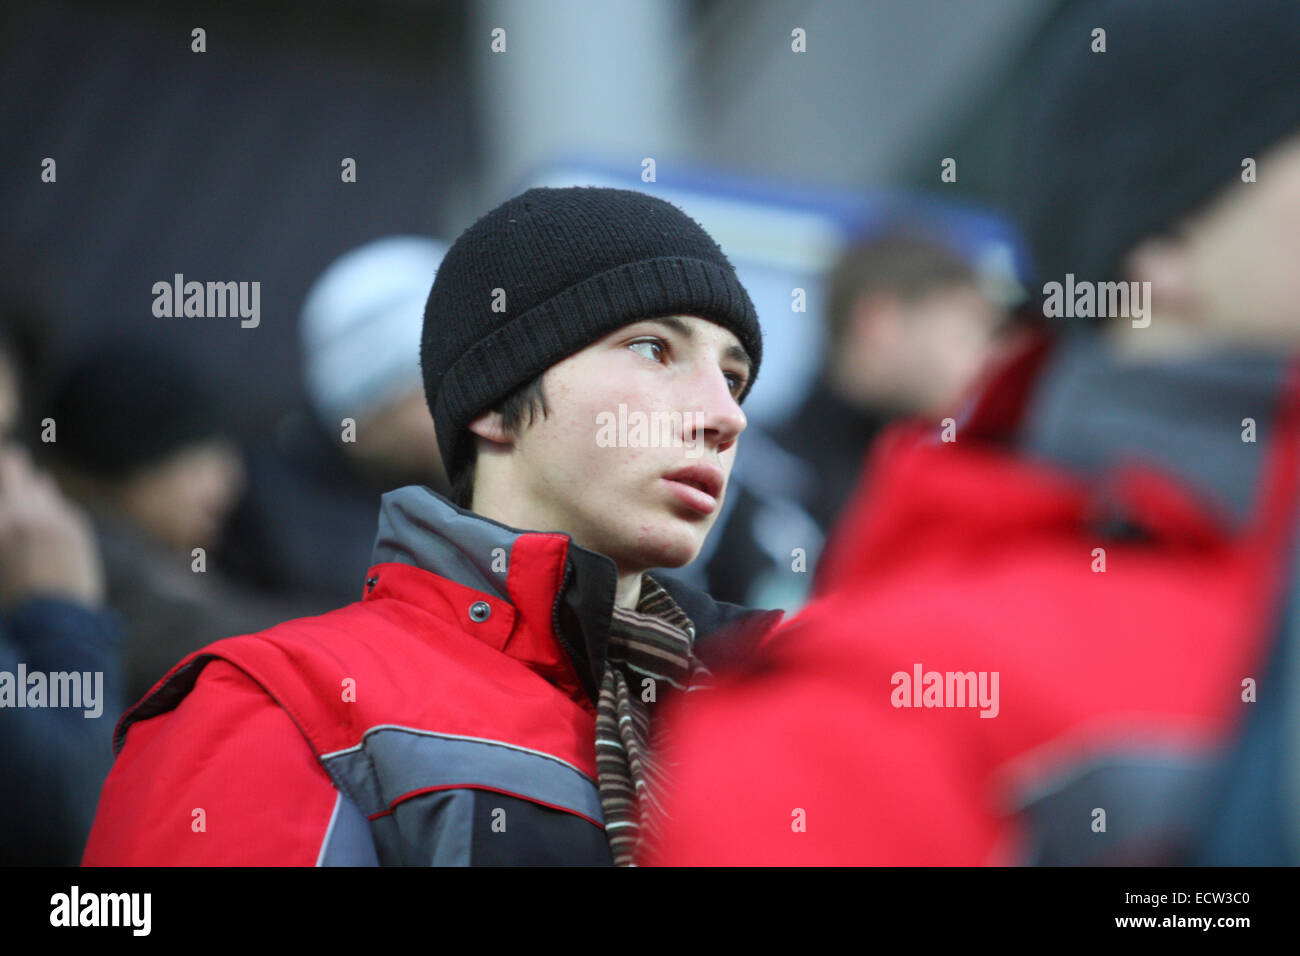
[448,373,550,510]
[825,233,978,353]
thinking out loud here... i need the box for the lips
[663,464,724,500]
[662,463,724,507]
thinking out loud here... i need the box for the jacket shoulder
[114,600,439,757]
[86,656,340,866]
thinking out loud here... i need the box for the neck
[614,570,644,610]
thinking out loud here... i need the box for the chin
[627,521,704,570]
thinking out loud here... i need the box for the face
[1177,130,1300,343]
[117,439,246,551]
[849,286,1001,417]
[893,287,1001,415]
[477,315,750,574]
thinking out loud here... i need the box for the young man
[647,0,1300,865]
[82,186,782,866]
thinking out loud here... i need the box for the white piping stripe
[314,790,344,867]
[319,724,595,784]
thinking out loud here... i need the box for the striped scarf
[596,573,712,866]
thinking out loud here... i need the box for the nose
[684,365,747,453]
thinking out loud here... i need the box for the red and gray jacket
[82,487,782,866]
[648,329,1300,865]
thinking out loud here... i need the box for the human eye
[627,337,667,363]
[723,367,750,397]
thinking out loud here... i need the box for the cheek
[525,402,611,488]
[911,321,964,378]
[1263,185,1300,281]
[532,369,674,504]
[1196,210,1297,325]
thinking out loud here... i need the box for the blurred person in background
[45,333,321,705]
[660,230,1007,613]
[647,0,1300,865]
[0,322,125,865]
[777,231,1006,538]
[218,236,450,610]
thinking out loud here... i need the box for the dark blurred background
[2,0,1070,437]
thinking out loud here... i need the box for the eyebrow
[641,316,753,378]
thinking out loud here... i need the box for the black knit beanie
[1015,0,1300,288]
[420,186,762,480]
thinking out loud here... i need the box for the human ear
[466,407,511,446]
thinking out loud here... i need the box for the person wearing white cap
[300,236,448,486]
[216,236,450,608]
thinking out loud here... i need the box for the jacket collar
[1017,328,1289,530]
[816,328,1298,595]
[366,485,782,708]
[953,326,1291,528]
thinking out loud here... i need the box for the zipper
[549,560,599,706]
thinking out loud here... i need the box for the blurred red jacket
[647,333,1300,865]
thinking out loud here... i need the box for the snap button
[469,601,491,623]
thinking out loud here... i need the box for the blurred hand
[0,444,105,610]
